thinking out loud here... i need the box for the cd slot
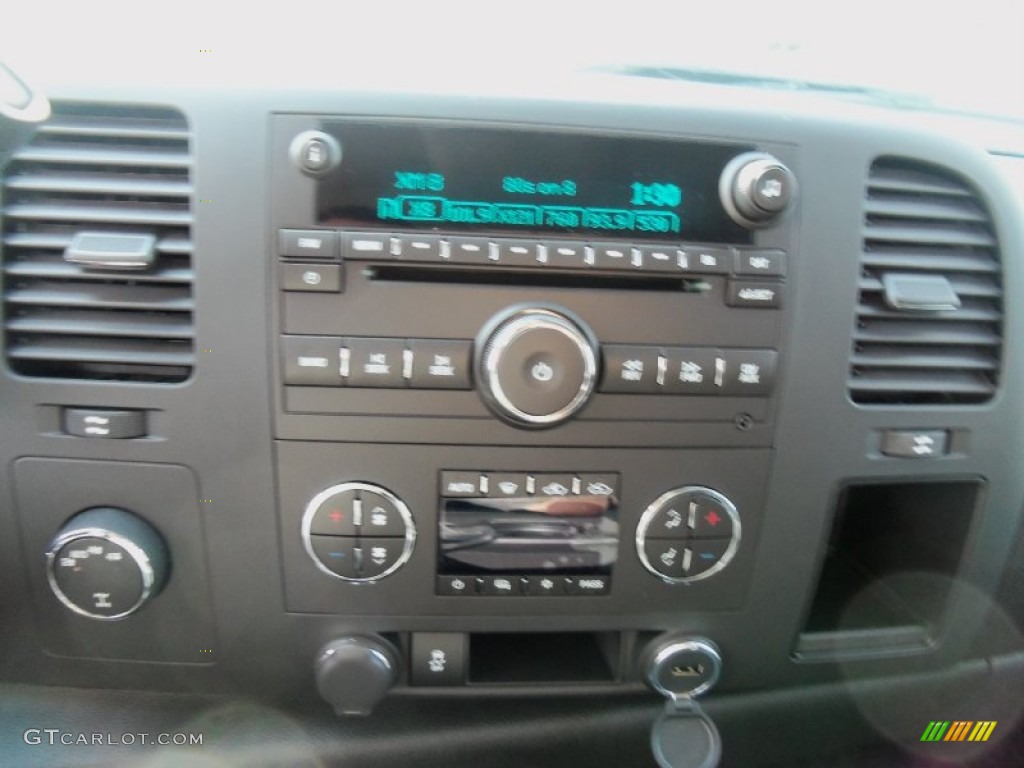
[363,263,711,293]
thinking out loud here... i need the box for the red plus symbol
[704,510,721,527]
[329,510,343,524]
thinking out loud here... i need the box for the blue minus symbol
[699,553,716,560]
[328,552,346,559]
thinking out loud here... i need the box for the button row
[308,487,409,537]
[641,538,731,580]
[437,574,611,596]
[601,346,777,397]
[645,491,734,540]
[282,336,472,388]
[279,229,786,279]
[440,471,619,499]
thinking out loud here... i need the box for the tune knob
[46,507,169,620]
[720,152,796,228]
[315,636,399,716]
[476,305,599,428]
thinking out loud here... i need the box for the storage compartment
[797,480,980,657]
[469,632,620,684]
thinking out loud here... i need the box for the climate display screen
[317,121,752,243]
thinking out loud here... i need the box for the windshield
[3,1,1023,122]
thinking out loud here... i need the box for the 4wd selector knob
[46,507,169,620]
[477,306,598,428]
[720,152,796,228]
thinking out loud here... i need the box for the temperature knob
[46,507,169,620]
[720,152,796,228]
[477,305,599,428]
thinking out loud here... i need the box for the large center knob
[477,306,598,428]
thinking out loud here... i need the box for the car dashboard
[1,57,1023,767]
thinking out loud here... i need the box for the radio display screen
[317,121,752,243]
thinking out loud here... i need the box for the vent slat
[6,282,193,311]
[6,337,194,366]
[38,117,190,140]
[3,231,191,254]
[864,195,988,223]
[4,201,191,227]
[6,311,195,339]
[850,158,1002,405]
[10,145,191,169]
[4,256,194,284]
[5,172,192,197]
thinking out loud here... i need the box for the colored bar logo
[920,721,997,742]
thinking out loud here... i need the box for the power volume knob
[477,305,599,429]
[720,152,796,228]
[46,507,169,620]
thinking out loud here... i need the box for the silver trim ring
[45,527,156,621]
[301,482,416,582]
[481,309,597,427]
[636,486,741,584]
[648,638,722,700]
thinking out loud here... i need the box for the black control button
[308,489,359,536]
[565,575,611,595]
[359,538,406,579]
[309,535,360,579]
[600,344,661,393]
[479,575,518,596]
[577,474,619,498]
[640,245,681,272]
[646,502,691,539]
[544,241,588,268]
[437,575,475,595]
[359,492,406,537]
[881,430,950,458]
[280,263,343,293]
[486,473,530,498]
[289,131,341,176]
[686,539,731,577]
[397,234,442,262]
[680,246,731,274]
[496,240,541,267]
[735,249,786,276]
[643,539,688,578]
[279,229,338,260]
[282,335,342,386]
[64,408,146,439]
[440,471,483,497]
[345,338,406,388]
[689,496,734,539]
[410,632,467,686]
[410,339,472,390]
[721,349,777,396]
[727,280,783,308]
[534,474,574,498]
[522,575,565,595]
[448,236,492,264]
[343,232,396,261]
[592,243,636,270]
[663,348,720,395]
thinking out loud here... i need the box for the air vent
[849,157,1002,404]
[1,102,194,382]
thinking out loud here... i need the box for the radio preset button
[680,246,731,274]
[279,229,338,260]
[544,241,588,268]
[600,345,661,393]
[721,349,777,396]
[345,338,406,388]
[496,240,541,267]
[409,339,472,389]
[448,236,492,264]
[395,234,441,262]
[641,245,680,272]
[592,243,636,270]
[343,232,395,260]
[282,335,343,387]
